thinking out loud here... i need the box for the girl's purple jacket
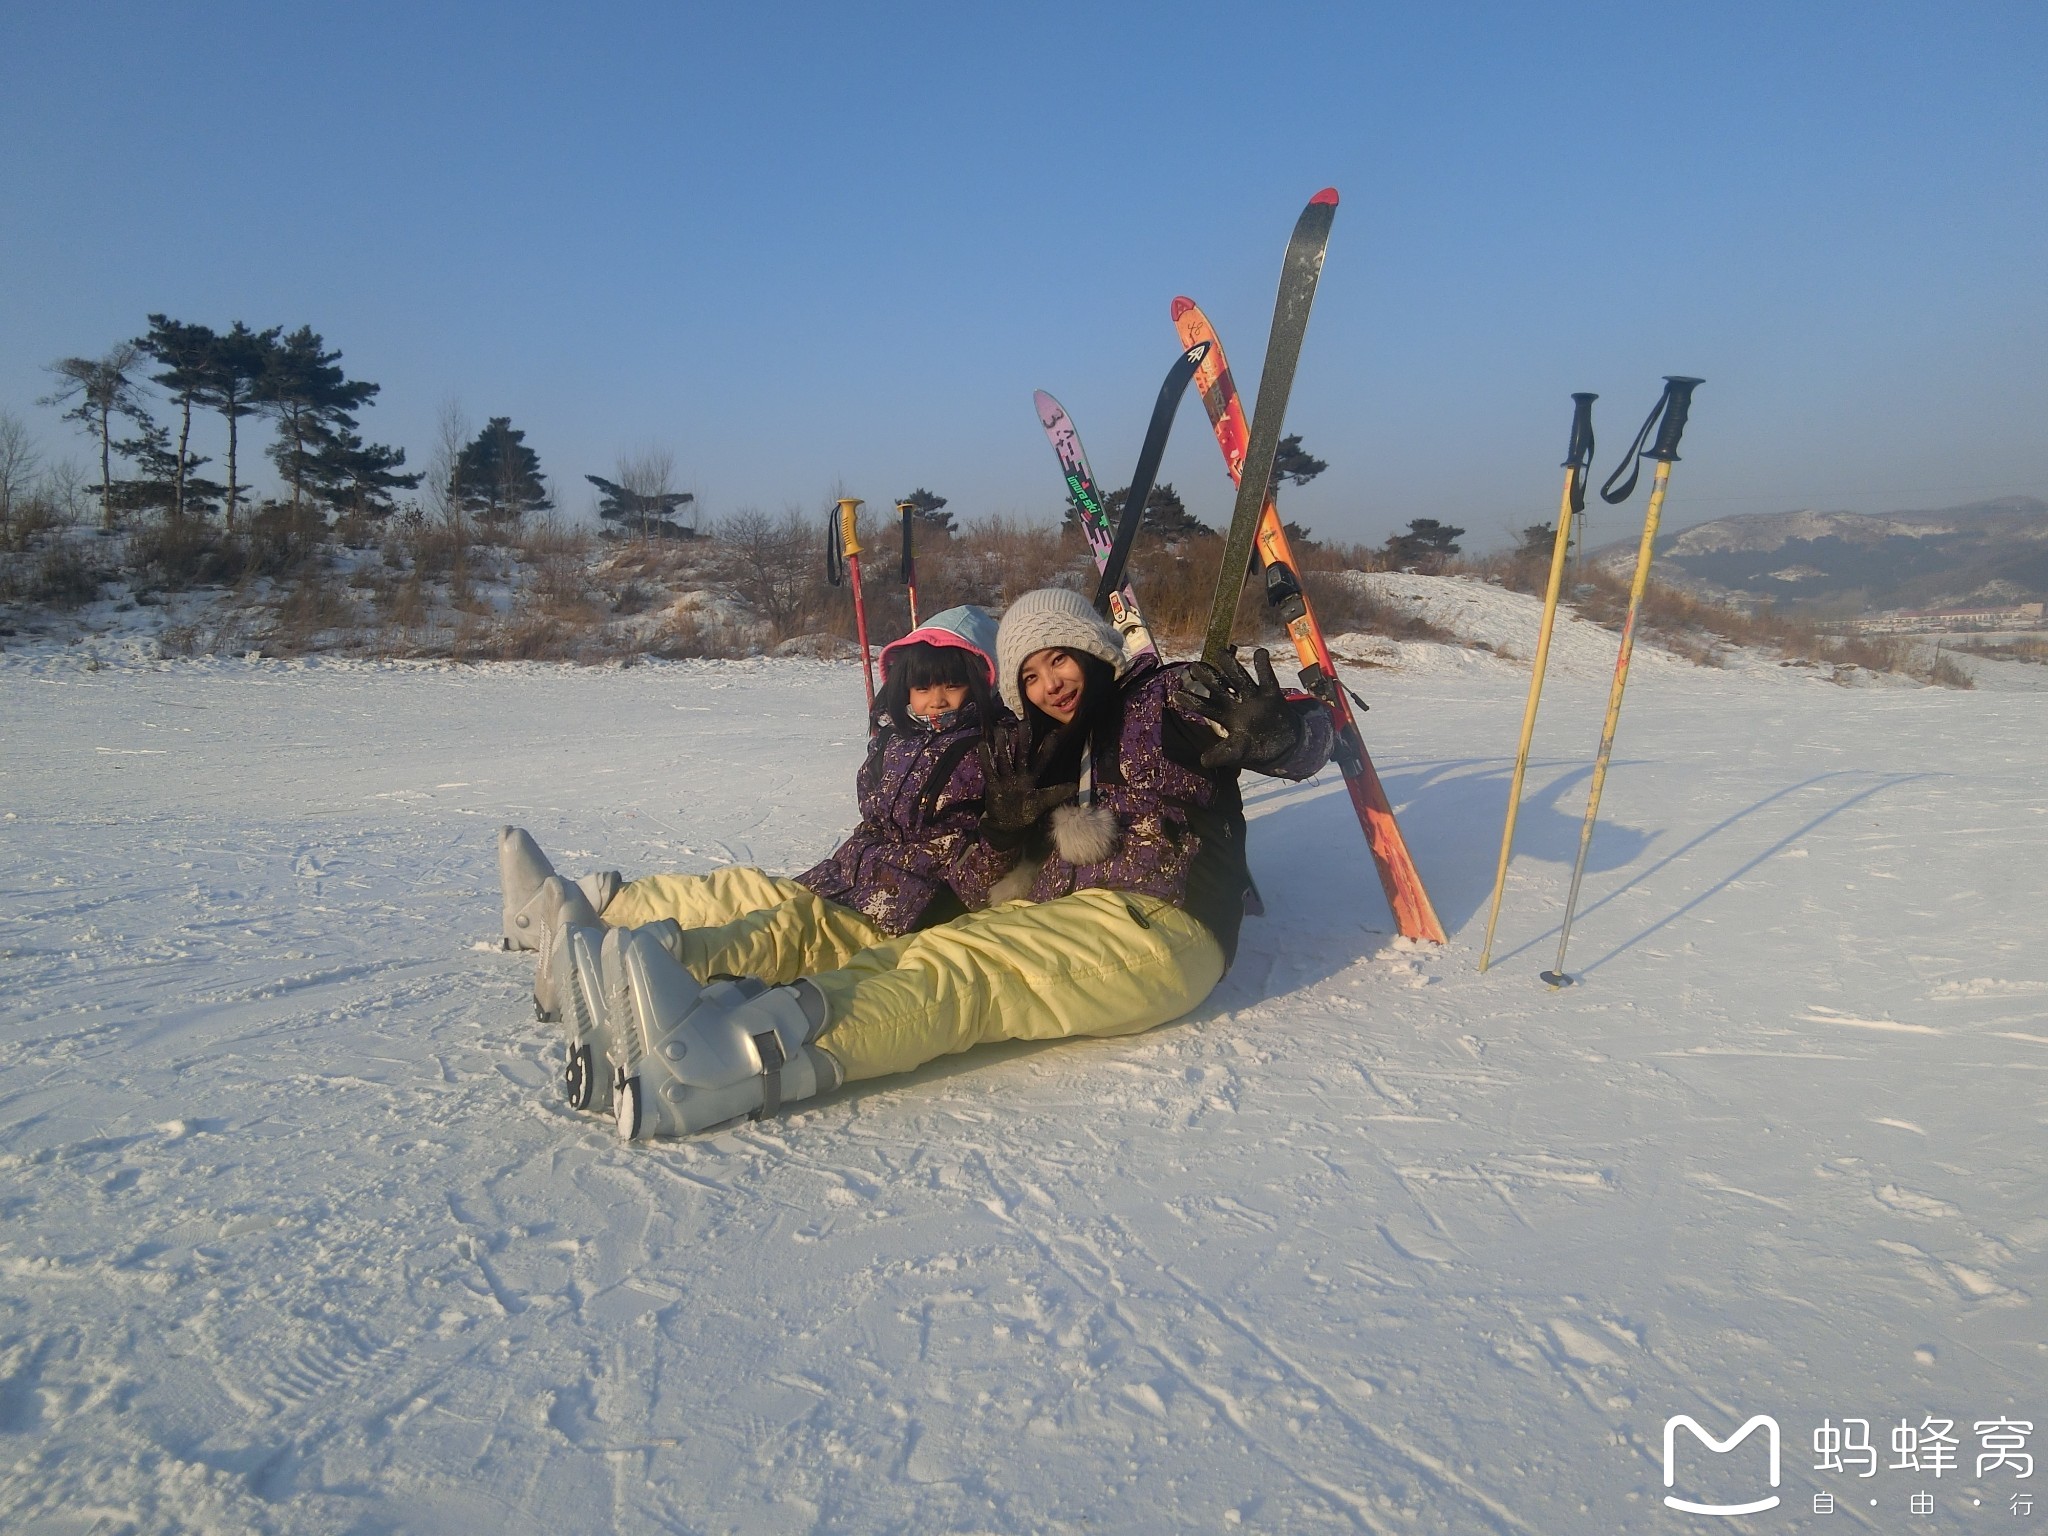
[797,705,1017,935]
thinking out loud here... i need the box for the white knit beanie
[995,588,1125,714]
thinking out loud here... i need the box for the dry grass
[5,491,1987,691]
[1952,635,2048,667]
[19,540,109,608]
[1464,549,1974,688]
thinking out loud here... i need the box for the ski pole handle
[897,501,915,583]
[836,497,864,559]
[1564,392,1597,515]
[1648,376,1704,462]
[1564,393,1597,471]
[1599,376,1703,504]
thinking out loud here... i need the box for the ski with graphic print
[1032,343,1209,664]
[1033,390,1154,657]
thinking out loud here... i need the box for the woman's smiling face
[1019,647,1086,723]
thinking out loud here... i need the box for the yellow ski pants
[601,866,886,984]
[809,889,1226,1082]
[605,871,1226,1086]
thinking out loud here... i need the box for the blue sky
[3,1,2043,548]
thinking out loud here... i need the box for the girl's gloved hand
[978,723,1079,844]
[1171,647,1303,770]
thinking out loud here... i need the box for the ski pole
[1542,377,1703,987]
[896,500,920,628]
[1478,392,1597,972]
[826,497,877,712]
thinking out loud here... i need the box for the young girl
[499,604,1018,1109]
[600,586,1336,1141]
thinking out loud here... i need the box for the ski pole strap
[1599,377,1703,503]
[825,507,844,585]
[1565,392,1597,517]
[898,501,915,584]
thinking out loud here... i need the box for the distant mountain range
[1595,496,2048,614]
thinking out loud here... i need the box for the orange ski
[1171,296,1446,944]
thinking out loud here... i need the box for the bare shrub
[27,539,107,608]
[268,569,357,654]
[241,503,331,581]
[159,612,251,657]
[651,606,755,659]
[127,517,246,589]
[517,510,589,564]
[1954,635,2048,666]
[1927,650,1974,689]
[378,568,431,645]
[0,410,37,548]
[719,506,823,641]
[495,611,595,662]
[2,462,86,556]
[527,552,594,616]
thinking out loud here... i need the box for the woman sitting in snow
[498,604,1018,1111]
[518,586,1331,1140]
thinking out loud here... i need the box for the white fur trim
[1049,803,1119,866]
[988,859,1042,906]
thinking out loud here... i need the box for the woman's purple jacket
[796,705,1017,935]
[1023,655,1332,965]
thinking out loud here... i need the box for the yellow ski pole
[1478,392,1597,971]
[1543,376,1703,987]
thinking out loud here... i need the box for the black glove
[978,723,1079,845]
[1171,647,1302,771]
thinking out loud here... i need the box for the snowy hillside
[2,618,2043,1532]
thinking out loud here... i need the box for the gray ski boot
[549,919,685,1113]
[530,876,602,1022]
[553,923,615,1113]
[611,928,842,1141]
[499,826,557,951]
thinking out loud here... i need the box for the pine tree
[1100,482,1214,541]
[112,407,223,519]
[191,323,280,530]
[258,327,378,514]
[1383,517,1465,572]
[1268,433,1327,492]
[454,418,550,523]
[586,474,695,539]
[900,487,954,533]
[42,344,147,530]
[315,428,422,525]
[136,316,219,524]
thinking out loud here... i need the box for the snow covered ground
[2,600,2043,1533]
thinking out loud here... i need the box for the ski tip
[1169,295,1196,321]
[1310,187,1339,207]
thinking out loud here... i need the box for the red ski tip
[1310,187,1339,206]
[1169,296,1195,320]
